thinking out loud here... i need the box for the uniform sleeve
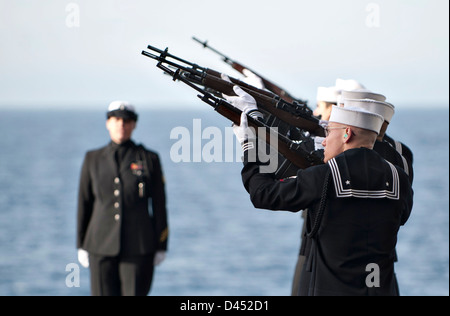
[399,166,414,226]
[77,152,94,249]
[384,135,414,185]
[149,153,169,251]
[401,143,414,185]
[241,140,328,212]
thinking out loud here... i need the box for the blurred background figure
[77,101,169,296]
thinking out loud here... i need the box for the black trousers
[89,253,155,296]
[292,211,308,296]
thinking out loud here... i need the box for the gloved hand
[242,68,265,90]
[233,111,256,145]
[314,120,328,150]
[314,136,325,150]
[154,250,166,266]
[77,249,89,268]
[221,74,258,114]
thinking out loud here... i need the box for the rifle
[149,61,322,170]
[141,45,324,174]
[142,45,324,138]
[192,37,306,106]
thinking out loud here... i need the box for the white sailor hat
[329,105,384,134]
[317,86,339,103]
[344,98,395,123]
[107,100,138,121]
[341,89,386,102]
[335,78,366,92]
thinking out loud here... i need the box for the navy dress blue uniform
[77,103,168,296]
[291,93,414,295]
[227,88,413,295]
[293,135,413,295]
[242,146,413,295]
[379,134,414,184]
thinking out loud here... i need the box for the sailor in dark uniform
[230,90,413,295]
[77,101,169,296]
[313,78,365,122]
[290,80,366,296]
[379,134,413,183]
[341,90,414,184]
[341,93,415,295]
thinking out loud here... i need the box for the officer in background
[77,101,169,296]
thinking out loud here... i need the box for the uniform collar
[109,139,135,150]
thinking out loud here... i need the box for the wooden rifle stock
[193,73,325,137]
[229,62,245,74]
[154,63,319,170]
[204,68,277,99]
[208,99,318,170]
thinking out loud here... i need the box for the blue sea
[0,106,448,296]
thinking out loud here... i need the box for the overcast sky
[0,0,448,109]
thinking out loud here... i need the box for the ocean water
[0,106,448,296]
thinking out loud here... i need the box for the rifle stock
[203,68,278,99]
[167,67,318,170]
[215,103,316,170]
[196,73,325,136]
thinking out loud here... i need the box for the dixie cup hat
[335,78,366,92]
[329,105,384,134]
[344,98,395,123]
[335,79,366,105]
[339,90,386,106]
[317,86,340,103]
[107,100,138,121]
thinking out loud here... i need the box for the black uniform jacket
[77,140,168,257]
[242,145,413,296]
[374,134,414,184]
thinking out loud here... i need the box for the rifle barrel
[192,36,234,64]
[146,45,206,71]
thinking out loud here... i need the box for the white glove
[233,111,256,144]
[242,68,265,90]
[77,249,89,268]
[154,250,166,266]
[314,120,328,150]
[314,136,325,150]
[221,74,258,114]
[220,72,233,83]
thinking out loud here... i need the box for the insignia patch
[130,162,142,170]
[131,161,144,176]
